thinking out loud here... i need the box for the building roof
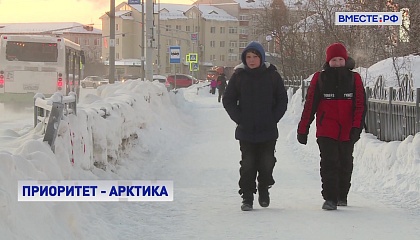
[194,0,347,10]
[234,0,268,9]
[0,22,101,35]
[154,3,237,21]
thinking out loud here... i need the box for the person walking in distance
[216,72,227,102]
[210,79,217,94]
[223,41,288,211]
[297,43,366,210]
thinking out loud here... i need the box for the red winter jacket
[297,68,365,141]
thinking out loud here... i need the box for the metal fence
[34,92,77,152]
[284,74,420,142]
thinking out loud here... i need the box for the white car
[153,75,167,83]
[81,76,108,89]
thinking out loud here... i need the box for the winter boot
[337,199,347,206]
[322,200,337,210]
[241,192,254,211]
[258,184,271,208]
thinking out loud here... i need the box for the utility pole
[109,0,116,84]
[145,0,154,81]
[157,0,161,75]
[141,0,145,81]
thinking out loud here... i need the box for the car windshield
[92,77,103,81]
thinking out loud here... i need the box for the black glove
[297,134,308,145]
[350,128,362,143]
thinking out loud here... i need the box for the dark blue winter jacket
[223,42,288,142]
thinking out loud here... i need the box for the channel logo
[335,12,402,25]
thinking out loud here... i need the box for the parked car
[121,75,141,82]
[165,74,199,89]
[81,76,108,89]
[153,74,167,83]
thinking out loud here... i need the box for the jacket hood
[241,41,265,65]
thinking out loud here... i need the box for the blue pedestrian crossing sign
[189,53,198,63]
[186,53,198,63]
[190,62,199,72]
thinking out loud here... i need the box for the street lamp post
[141,0,145,81]
[109,0,116,84]
[266,34,272,53]
[145,0,155,82]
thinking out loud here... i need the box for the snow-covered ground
[0,58,419,239]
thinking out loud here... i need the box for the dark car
[165,74,198,89]
[81,76,108,89]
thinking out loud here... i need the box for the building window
[210,41,215,47]
[228,55,238,61]
[239,42,247,48]
[229,41,237,48]
[195,26,199,32]
[210,54,216,61]
[228,27,237,34]
[116,24,119,31]
[186,26,191,32]
[167,39,172,46]
[166,25,171,31]
[94,38,100,46]
[210,27,215,33]
[84,38,90,45]
[220,27,225,34]
[229,48,235,53]
[74,37,80,44]
[220,41,225,47]
[116,52,120,60]
[239,28,248,34]
[176,25,181,30]
[220,55,225,61]
[239,15,248,21]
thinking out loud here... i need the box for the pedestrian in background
[217,72,227,102]
[223,41,288,211]
[210,79,217,94]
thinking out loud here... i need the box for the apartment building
[100,2,240,79]
[159,4,239,77]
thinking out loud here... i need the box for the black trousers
[218,88,225,102]
[238,140,277,195]
[317,137,354,202]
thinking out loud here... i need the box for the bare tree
[256,0,418,79]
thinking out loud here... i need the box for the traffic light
[83,25,93,31]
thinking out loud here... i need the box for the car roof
[153,74,166,78]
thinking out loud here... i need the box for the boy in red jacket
[297,43,366,210]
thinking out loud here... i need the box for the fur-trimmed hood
[233,62,276,71]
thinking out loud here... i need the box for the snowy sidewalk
[93,90,420,240]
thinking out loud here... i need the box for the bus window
[5,41,58,62]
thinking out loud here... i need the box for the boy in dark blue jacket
[223,41,288,211]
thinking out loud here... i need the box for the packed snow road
[89,89,420,240]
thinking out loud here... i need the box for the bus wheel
[81,83,86,88]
